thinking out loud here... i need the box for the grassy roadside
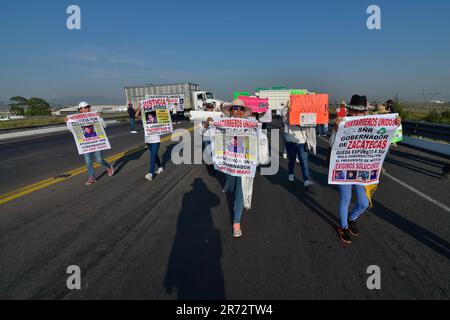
[0,113,130,130]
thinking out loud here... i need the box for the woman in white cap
[67,102,115,186]
[219,99,254,238]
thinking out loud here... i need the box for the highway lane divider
[0,126,194,205]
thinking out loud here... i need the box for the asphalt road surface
[0,120,449,299]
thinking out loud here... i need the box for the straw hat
[221,99,253,117]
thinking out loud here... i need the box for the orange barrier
[289,94,329,125]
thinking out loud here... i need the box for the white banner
[210,118,260,177]
[67,112,111,155]
[328,114,399,185]
[189,111,223,122]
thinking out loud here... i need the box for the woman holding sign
[219,99,254,238]
[331,95,400,244]
[66,101,115,186]
[135,106,164,181]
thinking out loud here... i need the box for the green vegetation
[393,94,450,124]
[0,117,65,129]
[9,96,52,116]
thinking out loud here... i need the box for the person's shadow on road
[163,178,225,299]
[112,147,147,175]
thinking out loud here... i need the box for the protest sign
[140,96,173,137]
[167,94,185,112]
[289,94,329,126]
[210,118,260,177]
[328,114,399,186]
[238,96,272,123]
[67,112,111,155]
[189,111,223,122]
[234,92,250,99]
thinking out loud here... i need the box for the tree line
[9,96,52,116]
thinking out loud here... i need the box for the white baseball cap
[78,101,91,109]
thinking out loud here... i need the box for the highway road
[0,120,449,299]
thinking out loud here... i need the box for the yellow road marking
[0,127,194,205]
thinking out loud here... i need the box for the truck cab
[193,91,224,110]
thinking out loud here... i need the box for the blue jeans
[83,151,111,177]
[286,141,310,180]
[225,175,244,224]
[130,118,136,131]
[338,185,369,229]
[146,143,161,175]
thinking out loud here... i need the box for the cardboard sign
[67,112,111,155]
[140,96,173,137]
[328,114,399,186]
[210,118,260,178]
[238,96,269,114]
[289,94,329,126]
[234,92,250,100]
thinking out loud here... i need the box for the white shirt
[145,134,161,144]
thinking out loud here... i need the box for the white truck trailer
[256,88,309,115]
[124,83,224,116]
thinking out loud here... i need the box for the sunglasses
[232,106,245,111]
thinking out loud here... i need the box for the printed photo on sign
[226,136,247,154]
[346,170,357,180]
[358,171,370,181]
[82,125,97,138]
[145,111,158,124]
[334,170,346,180]
[370,170,378,180]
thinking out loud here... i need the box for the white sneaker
[145,173,153,181]
[289,174,295,182]
[131,131,138,134]
[283,153,287,159]
[304,180,314,188]
[156,167,164,175]
[296,158,300,163]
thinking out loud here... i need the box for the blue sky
[0,0,449,104]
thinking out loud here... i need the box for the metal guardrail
[0,115,128,133]
[402,121,450,143]
[328,113,450,143]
